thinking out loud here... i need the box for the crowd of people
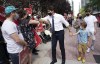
[0,6,49,64]
[0,5,98,64]
[72,10,97,63]
[63,12,74,27]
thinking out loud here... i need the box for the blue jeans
[9,53,19,64]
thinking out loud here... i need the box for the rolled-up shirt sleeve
[42,16,49,23]
[60,15,69,27]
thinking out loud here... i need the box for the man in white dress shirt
[40,6,71,64]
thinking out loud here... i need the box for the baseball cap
[5,6,17,14]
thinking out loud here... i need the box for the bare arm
[29,19,39,24]
[93,16,98,34]
[72,32,79,36]
[94,22,97,30]
[94,22,97,29]
[10,33,27,46]
[71,30,80,36]
[39,18,49,24]
[94,20,98,35]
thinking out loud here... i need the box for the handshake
[69,32,76,36]
[39,18,48,23]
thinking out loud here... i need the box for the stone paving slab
[32,27,100,64]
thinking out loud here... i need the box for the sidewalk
[32,27,100,64]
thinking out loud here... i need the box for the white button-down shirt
[44,13,69,31]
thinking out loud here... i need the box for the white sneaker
[91,46,94,51]
[87,48,90,53]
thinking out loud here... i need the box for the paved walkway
[32,27,100,64]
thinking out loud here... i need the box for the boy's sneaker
[78,57,81,61]
[82,58,86,63]
[91,46,94,51]
[87,48,90,53]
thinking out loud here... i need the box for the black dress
[19,19,36,50]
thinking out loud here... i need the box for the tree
[39,0,71,15]
[2,0,71,16]
[80,0,100,16]
[90,0,100,11]
[84,0,100,11]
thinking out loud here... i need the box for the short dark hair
[48,6,55,11]
[81,21,87,28]
[18,9,27,19]
[85,9,92,13]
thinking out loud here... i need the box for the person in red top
[0,6,5,22]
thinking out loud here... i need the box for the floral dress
[19,19,35,50]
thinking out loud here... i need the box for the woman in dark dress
[18,10,39,64]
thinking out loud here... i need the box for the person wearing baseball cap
[1,6,27,64]
[5,6,17,13]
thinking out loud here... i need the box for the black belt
[55,30,64,32]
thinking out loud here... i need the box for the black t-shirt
[0,27,4,41]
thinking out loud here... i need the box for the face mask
[48,13,52,16]
[14,13,19,20]
[79,16,82,19]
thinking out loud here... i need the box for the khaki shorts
[78,43,87,53]
[86,29,96,40]
[89,31,96,40]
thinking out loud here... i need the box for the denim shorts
[9,53,19,64]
